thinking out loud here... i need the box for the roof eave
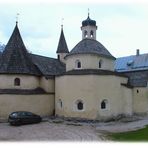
[65,52,116,60]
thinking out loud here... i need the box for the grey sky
[0,0,148,58]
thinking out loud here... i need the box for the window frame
[99,59,103,68]
[57,99,63,109]
[84,30,88,38]
[90,30,94,38]
[77,101,83,110]
[14,78,21,86]
[74,100,85,112]
[58,55,60,60]
[75,59,81,69]
[101,99,109,110]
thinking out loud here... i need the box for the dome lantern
[81,13,97,40]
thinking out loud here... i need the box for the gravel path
[1,116,148,141]
[0,122,102,141]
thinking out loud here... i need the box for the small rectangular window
[14,78,20,86]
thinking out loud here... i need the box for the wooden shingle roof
[66,38,115,59]
[56,28,69,53]
[0,23,42,75]
[30,54,65,76]
[0,23,66,76]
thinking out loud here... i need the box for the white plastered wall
[133,87,148,114]
[39,77,55,93]
[55,74,132,120]
[66,54,114,72]
[0,74,40,89]
[0,94,54,119]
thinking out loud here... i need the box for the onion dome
[82,15,96,27]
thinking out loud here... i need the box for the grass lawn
[108,125,148,141]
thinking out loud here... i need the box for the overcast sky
[0,0,148,58]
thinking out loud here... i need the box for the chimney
[136,49,140,56]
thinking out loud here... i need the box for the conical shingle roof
[56,28,69,53]
[0,23,41,75]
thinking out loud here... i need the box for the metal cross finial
[16,13,19,24]
[88,8,90,17]
[61,18,64,29]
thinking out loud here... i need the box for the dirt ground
[0,121,103,141]
[1,115,148,141]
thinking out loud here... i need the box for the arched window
[58,99,63,108]
[90,30,93,38]
[14,78,20,86]
[75,60,81,69]
[77,61,81,68]
[58,55,60,60]
[77,101,83,110]
[99,60,103,68]
[101,100,108,109]
[75,100,84,111]
[84,30,88,37]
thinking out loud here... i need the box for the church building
[0,14,148,120]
